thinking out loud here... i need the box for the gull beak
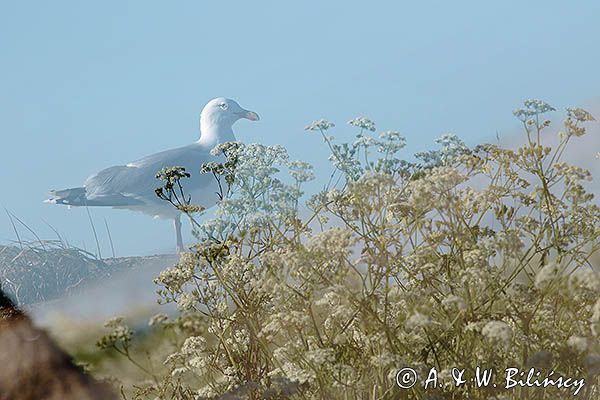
[242,110,260,121]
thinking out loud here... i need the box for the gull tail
[46,187,87,206]
[46,187,145,207]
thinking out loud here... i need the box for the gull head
[201,97,259,126]
[198,98,259,144]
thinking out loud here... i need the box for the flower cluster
[348,116,376,132]
[305,119,335,131]
[98,102,599,400]
[513,99,556,121]
[415,133,470,168]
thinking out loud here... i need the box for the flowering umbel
[98,101,599,400]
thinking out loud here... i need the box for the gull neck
[198,120,236,147]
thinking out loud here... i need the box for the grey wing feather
[84,144,214,204]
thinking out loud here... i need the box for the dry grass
[0,240,173,305]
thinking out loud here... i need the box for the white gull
[46,97,259,252]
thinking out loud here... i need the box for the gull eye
[219,103,228,110]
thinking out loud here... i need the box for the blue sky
[1,1,599,255]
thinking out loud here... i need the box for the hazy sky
[1,1,599,256]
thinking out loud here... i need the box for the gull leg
[174,215,183,253]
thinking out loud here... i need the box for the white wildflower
[482,320,512,346]
[305,119,335,131]
[148,313,169,326]
[103,316,124,329]
[567,336,588,353]
[177,292,196,311]
[566,107,595,122]
[569,268,600,293]
[348,116,376,132]
[513,99,555,121]
[442,294,467,311]
[534,262,559,290]
[406,312,437,331]
[305,348,335,366]
[288,160,315,183]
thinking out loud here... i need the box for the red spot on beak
[244,111,260,121]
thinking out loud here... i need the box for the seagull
[46,97,259,252]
